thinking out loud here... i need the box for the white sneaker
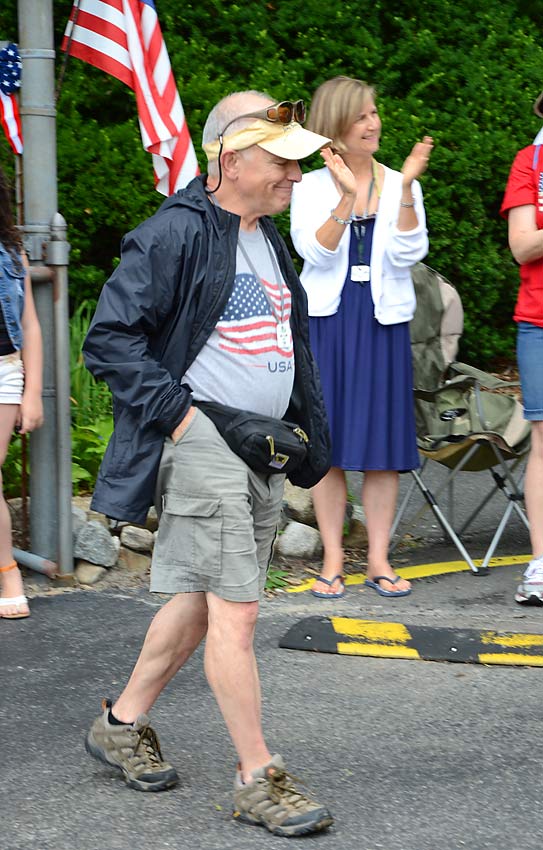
[514,555,543,605]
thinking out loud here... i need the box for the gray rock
[146,506,159,533]
[344,517,368,549]
[117,547,152,574]
[74,520,118,567]
[283,481,317,526]
[120,525,154,553]
[351,504,366,523]
[75,561,107,585]
[278,502,290,532]
[71,495,91,514]
[274,520,322,559]
[87,511,110,529]
[72,506,87,543]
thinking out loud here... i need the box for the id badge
[276,321,292,349]
[351,264,370,283]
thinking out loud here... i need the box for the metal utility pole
[17,0,73,577]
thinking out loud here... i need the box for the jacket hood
[156,174,210,215]
[153,174,240,239]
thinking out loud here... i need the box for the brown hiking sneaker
[233,754,333,837]
[84,699,178,791]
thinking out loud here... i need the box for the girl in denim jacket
[0,166,43,619]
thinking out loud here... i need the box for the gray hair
[203,90,273,174]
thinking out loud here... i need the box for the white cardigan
[290,165,429,324]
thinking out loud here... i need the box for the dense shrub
[1,0,542,363]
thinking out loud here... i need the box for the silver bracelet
[330,210,351,225]
[400,200,415,208]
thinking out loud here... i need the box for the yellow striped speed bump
[278,616,543,666]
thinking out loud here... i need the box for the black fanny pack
[194,400,308,476]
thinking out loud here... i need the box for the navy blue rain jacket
[83,176,331,524]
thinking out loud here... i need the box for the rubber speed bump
[279,616,543,666]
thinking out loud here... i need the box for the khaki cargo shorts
[150,408,285,602]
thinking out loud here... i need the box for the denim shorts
[150,408,285,602]
[517,322,543,421]
[0,351,23,405]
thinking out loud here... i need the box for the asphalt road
[2,460,542,850]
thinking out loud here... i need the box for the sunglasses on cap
[219,100,306,141]
[206,99,306,195]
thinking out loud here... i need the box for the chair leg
[480,501,516,569]
[389,470,419,545]
[410,470,488,575]
[463,447,530,568]
[453,450,526,537]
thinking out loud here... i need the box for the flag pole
[13,124,29,548]
[55,0,81,102]
[18,0,73,578]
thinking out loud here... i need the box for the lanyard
[237,228,286,323]
[352,159,381,264]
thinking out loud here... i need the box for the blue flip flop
[364,575,411,598]
[311,575,346,599]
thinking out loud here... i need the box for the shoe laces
[264,767,309,810]
[132,724,164,768]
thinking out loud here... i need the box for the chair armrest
[414,373,476,401]
[451,361,520,390]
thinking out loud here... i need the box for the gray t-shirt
[183,225,295,418]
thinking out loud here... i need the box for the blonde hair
[307,76,376,154]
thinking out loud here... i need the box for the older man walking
[82,90,333,837]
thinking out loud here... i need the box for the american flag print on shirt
[217,273,293,358]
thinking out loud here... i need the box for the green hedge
[1,0,542,363]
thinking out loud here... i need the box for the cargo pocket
[154,493,222,577]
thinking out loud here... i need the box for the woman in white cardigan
[290,76,433,599]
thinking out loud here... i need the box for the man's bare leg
[204,592,270,781]
[113,591,209,722]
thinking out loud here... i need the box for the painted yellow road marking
[286,554,532,593]
[479,653,543,666]
[337,642,421,659]
[480,632,543,648]
[332,618,412,643]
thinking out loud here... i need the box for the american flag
[0,42,23,155]
[217,274,293,357]
[62,0,199,195]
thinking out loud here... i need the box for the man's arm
[83,222,190,436]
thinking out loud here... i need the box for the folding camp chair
[391,263,531,576]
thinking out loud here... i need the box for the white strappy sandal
[0,561,30,619]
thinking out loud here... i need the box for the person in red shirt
[501,91,543,604]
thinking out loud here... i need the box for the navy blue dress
[308,217,419,472]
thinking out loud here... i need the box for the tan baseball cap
[203,119,331,162]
